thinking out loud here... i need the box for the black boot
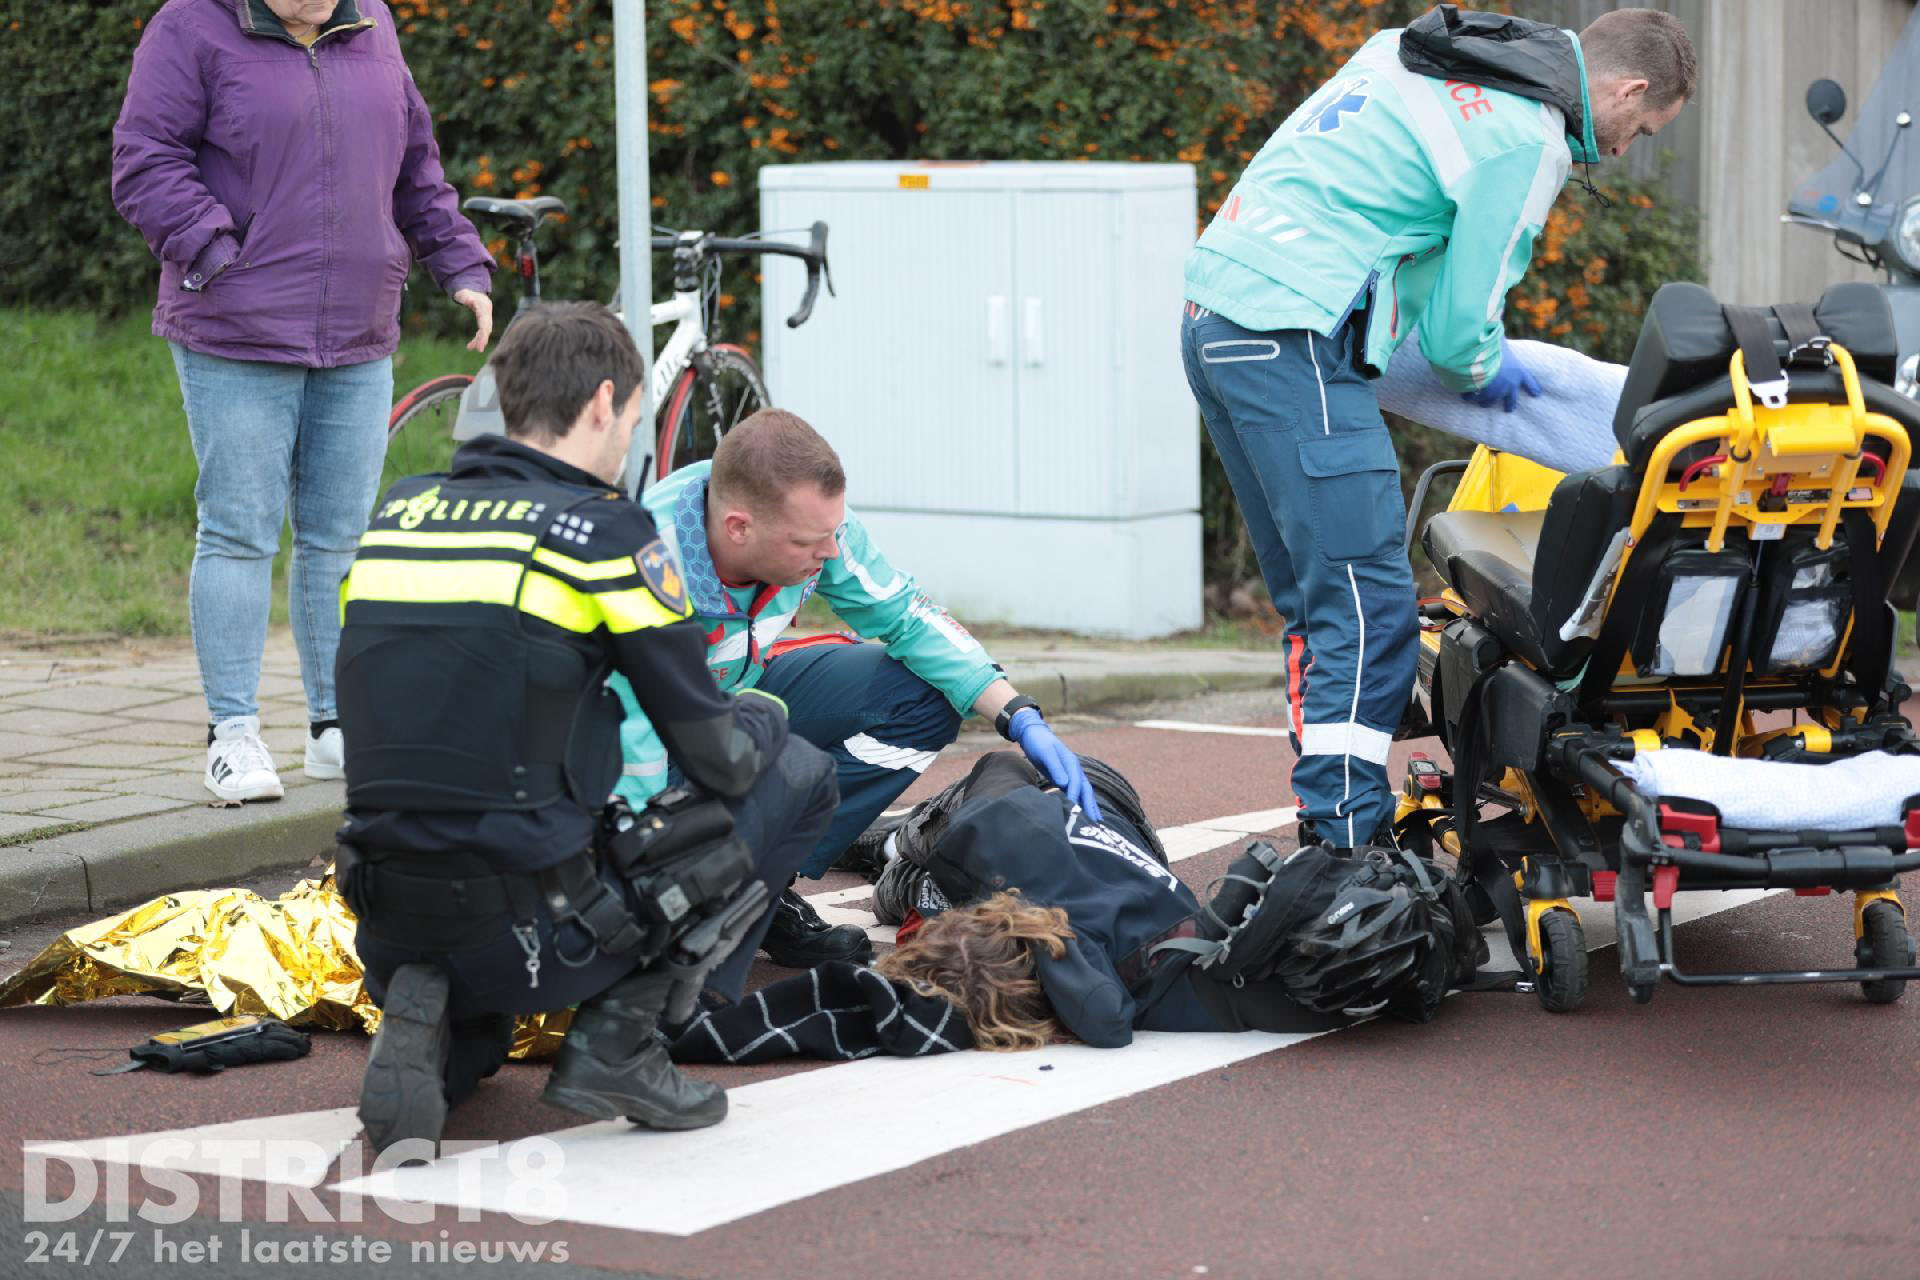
[541,969,727,1130]
[445,1013,516,1107]
[761,884,874,967]
[359,964,452,1157]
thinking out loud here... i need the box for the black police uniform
[335,434,837,1126]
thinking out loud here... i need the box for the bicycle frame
[434,215,825,487]
[647,289,707,413]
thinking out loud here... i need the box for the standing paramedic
[333,304,838,1152]
[1180,6,1694,849]
[615,409,1103,969]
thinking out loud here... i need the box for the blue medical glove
[1008,708,1103,824]
[1459,337,1543,412]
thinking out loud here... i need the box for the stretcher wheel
[1857,902,1914,1005]
[1534,909,1589,1013]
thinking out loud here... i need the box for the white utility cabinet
[759,161,1201,638]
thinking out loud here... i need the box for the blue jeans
[756,639,965,878]
[1179,305,1417,846]
[170,345,392,724]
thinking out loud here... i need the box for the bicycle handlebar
[648,221,835,328]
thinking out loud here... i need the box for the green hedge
[4,0,1700,589]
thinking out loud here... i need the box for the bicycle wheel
[385,374,472,489]
[655,344,769,480]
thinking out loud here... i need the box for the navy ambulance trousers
[757,637,964,879]
[1179,304,1417,847]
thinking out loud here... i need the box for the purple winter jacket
[110,0,493,367]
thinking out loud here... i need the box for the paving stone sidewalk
[0,628,1283,925]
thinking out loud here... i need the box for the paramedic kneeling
[615,408,1102,969]
[334,302,837,1153]
[1181,6,1693,848]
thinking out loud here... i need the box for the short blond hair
[708,408,846,513]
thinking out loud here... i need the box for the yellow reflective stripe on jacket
[346,553,684,634]
[517,570,601,633]
[532,547,644,582]
[517,574,687,634]
[597,584,687,632]
[344,558,525,606]
[360,530,540,553]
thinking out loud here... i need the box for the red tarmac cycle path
[2,717,1916,1279]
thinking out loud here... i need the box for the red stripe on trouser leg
[1287,634,1306,735]
[1286,634,1306,742]
[1285,633,1307,815]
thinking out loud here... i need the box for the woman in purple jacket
[111,0,494,802]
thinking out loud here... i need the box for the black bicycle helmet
[1275,850,1435,1014]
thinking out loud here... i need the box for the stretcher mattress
[1623,748,1920,831]
[1376,334,1624,475]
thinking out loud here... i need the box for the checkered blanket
[668,961,974,1063]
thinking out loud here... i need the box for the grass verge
[5,305,1918,663]
[0,308,476,636]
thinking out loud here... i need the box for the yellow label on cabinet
[898,174,930,189]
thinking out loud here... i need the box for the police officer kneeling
[334,302,838,1154]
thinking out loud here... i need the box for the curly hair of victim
[875,890,1076,1052]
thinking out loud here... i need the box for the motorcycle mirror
[1806,79,1848,127]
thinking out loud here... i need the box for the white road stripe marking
[27,1107,362,1189]
[40,799,1806,1242]
[331,1030,1328,1237]
[323,881,1789,1236]
[1479,888,1782,972]
[1134,719,1294,738]
[807,884,880,907]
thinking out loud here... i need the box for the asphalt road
[1,686,1916,1280]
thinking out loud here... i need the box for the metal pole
[613,0,653,497]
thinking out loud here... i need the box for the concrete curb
[0,784,344,927]
[0,658,1283,928]
[998,654,1282,716]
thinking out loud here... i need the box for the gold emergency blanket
[0,874,571,1060]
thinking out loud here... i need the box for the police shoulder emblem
[636,538,688,613]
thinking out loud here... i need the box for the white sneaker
[205,716,284,803]
[304,725,345,780]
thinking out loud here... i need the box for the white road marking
[1135,719,1295,738]
[330,1030,1327,1237]
[1151,806,1299,865]
[38,795,1816,1242]
[1480,888,1781,971]
[320,883,1790,1236]
[27,1107,362,1189]
[806,884,880,907]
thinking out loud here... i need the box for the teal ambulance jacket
[1184,21,1601,392]
[610,463,1001,805]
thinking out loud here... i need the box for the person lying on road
[667,753,1489,1064]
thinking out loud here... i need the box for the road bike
[386,194,832,488]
